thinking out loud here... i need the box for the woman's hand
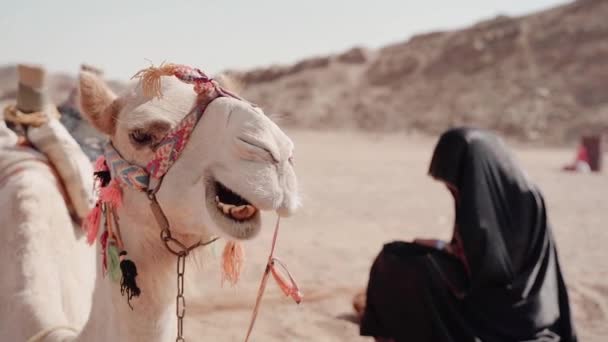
[414,238,452,253]
[414,238,442,249]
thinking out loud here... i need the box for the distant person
[563,141,591,173]
[359,127,577,342]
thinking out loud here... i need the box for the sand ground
[186,129,608,342]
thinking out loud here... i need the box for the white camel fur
[0,69,300,341]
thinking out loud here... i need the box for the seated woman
[359,127,577,342]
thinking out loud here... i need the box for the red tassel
[221,241,245,286]
[84,204,102,245]
[99,179,123,208]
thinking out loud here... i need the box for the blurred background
[1,0,607,341]
[5,0,607,146]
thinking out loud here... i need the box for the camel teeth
[222,204,235,215]
[216,199,257,220]
[216,200,234,214]
[229,205,257,220]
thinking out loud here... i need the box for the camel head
[78,69,299,241]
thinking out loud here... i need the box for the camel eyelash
[129,129,154,145]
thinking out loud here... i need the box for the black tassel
[119,251,141,309]
[94,170,112,187]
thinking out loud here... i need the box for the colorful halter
[105,64,247,191]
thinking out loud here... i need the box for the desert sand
[181,129,608,341]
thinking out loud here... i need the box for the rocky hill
[230,0,608,143]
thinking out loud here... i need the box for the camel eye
[288,156,294,166]
[130,129,153,145]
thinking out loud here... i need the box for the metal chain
[148,192,219,342]
[176,253,187,342]
[161,227,199,255]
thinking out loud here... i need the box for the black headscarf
[428,127,577,340]
[429,127,534,286]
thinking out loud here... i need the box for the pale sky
[1,0,568,80]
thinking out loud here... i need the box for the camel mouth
[205,180,262,239]
[213,181,259,222]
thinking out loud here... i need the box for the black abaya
[360,128,577,342]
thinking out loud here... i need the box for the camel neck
[75,193,212,342]
[76,214,176,341]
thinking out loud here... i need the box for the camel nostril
[276,196,300,217]
[236,137,279,163]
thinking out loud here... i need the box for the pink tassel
[84,204,102,245]
[94,155,108,171]
[221,241,245,286]
[99,179,123,208]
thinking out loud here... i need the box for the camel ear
[79,71,121,135]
